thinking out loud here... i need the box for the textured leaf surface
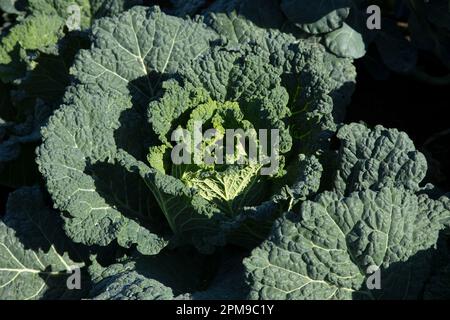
[37,7,219,252]
[116,149,222,253]
[0,1,135,186]
[334,123,428,196]
[203,0,286,31]
[226,155,323,248]
[17,34,90,107]
[0,0,92,82]
[89,249,207,300]
[72,6,217,103]
[245,187,450,300]
[38,90,170,253]
[0,14,63,82]
[0,187,85,300]
[38,5,358,253]
[204,12,356,127]
[90,0,142,18]
[425,264,450,299]
[0,34,89,188]
[0,0,142,82]
[324,22,366,59]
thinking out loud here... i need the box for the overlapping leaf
[245,187,450,300]
[37,6,220,253]
[245,124,450,300]
[0,186,87,299]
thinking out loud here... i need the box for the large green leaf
[89,246,250,300]
[0,34,89,188]
[280,0,352,34]
[37,6,220,253]
[324,22,366,59]
[334,123,428,196]
[89,248,209,300]
[0,0,24,14]
[0,187,87,300]
[0,0,92,82]
[245,187,450,300]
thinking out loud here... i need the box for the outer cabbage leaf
[0,34,89,188]
[88,248,208,300]
[245,187,450,300]
[203,0,287,31]
[115,149,224,253]
[0,186,87,300]
[38,84,170,254]
[37,6,220,253]
[245,124,450,300]
[0,0,142,100]
[324,22,366,59]
[203,12,356,124]
[224,154,323,248]
[167,0,364,61]
[90,261,175,300]
[334,123,428,196]
[0,14,62,82]
[280,0,352,34]
[0,101,50,187]
[0,0,91,82]
[27,0,92,27]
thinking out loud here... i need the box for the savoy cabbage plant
[0,2,450,301]
[36,6,355,255]
[245,124,450,300]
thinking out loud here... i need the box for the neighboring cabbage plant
[0,186,89,299]
[245,124,450,300]
[0,0,143,187]
[0,0,143,82]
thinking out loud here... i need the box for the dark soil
[347,58,450,191]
